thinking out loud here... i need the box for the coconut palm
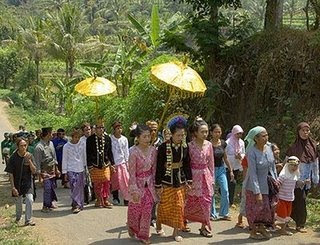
[17,17,47,102]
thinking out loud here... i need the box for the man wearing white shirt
[110,121,130,205]
[62,129,87,213]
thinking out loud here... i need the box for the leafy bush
[0,47,21,88]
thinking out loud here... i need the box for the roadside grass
[306,198,320,231]
[0,173,40,245]
[4,106,25,130]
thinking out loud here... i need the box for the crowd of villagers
[1,116,319,244]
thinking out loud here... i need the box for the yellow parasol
[75,76,117,118]
[150,60,207,128]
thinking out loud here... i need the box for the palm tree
[45,3,88,81]
[45,3,104,112]
[18,17,47,102]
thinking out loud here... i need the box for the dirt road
[0,101,319,245]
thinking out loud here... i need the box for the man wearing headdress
[86,119,115,208]
[34,127,60,212]
[155,116,192,242]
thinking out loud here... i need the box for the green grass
[0,207,40,245]
[306,198,320,231]
[0,173,40,245]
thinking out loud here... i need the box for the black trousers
[112,190,119,200]
[226,169,241,205]
[291,188,308,228]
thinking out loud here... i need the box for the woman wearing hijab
[286,122,319,233]
[244,126,276,240]
[225,125,245,207]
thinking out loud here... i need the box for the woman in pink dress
[185,117,215,237]
[127,124,157,244]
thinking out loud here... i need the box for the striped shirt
[277,176,297,201]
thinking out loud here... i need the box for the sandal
[73,208,81,214]
[259,228,272,239]
[235,222,245,228]
[296,227,307,233]
[156,229,165,236]
[174,235,183,242]
[104,201,113,209]
[279,229,293,236]
[139,239,151,244]
[249,233,264,240]
[25,221,36,226]
[199,228,213,238]
[221,216,232,221]
[128,228,135,238]
[181,226,191,232]
[210,216,218,221]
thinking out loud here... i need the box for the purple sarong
[67,171,85,209]
[43,178,57,208]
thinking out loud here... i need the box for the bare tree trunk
[34,60,40,103]
[304,0,311,30]
[207,4,219,80]
[289,0,296,27]
[264,0,284,30]
[311,0,320,30]
[3,78,8,89]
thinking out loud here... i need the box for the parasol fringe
[150,74,205,99]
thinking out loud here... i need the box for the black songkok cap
[41,127,53,135]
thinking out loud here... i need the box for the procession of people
[2,118,320,244]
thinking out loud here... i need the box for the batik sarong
[245,190,272,229]
[185,176,211,229]
[67,171,85,209]
[90,167,111,199]
[43,178,57,208]
[127,188,154,241]
[157,186,185,229]
[111,164,129,200]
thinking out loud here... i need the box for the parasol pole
[158,90,174,130]
[95,96,99,121]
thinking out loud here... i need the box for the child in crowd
[276,156,300,236]
[271,143,284,175]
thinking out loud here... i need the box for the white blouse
[225,138,245,171]
[111,135,129,166]
[62,141,86,173]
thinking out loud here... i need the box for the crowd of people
[1,118,319,244]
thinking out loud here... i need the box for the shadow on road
[89,238,135,245]
[32,208,74,218]
[217,226,248,235]
[209,237,265,244]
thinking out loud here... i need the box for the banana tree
[110,37,146,97]
[127,4,161,50]
[51,78,79,114]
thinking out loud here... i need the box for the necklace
[211,139,221,147]
[165,140,184,176]
[95,134,105,164]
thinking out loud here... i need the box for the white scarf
[279,163,300,181]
